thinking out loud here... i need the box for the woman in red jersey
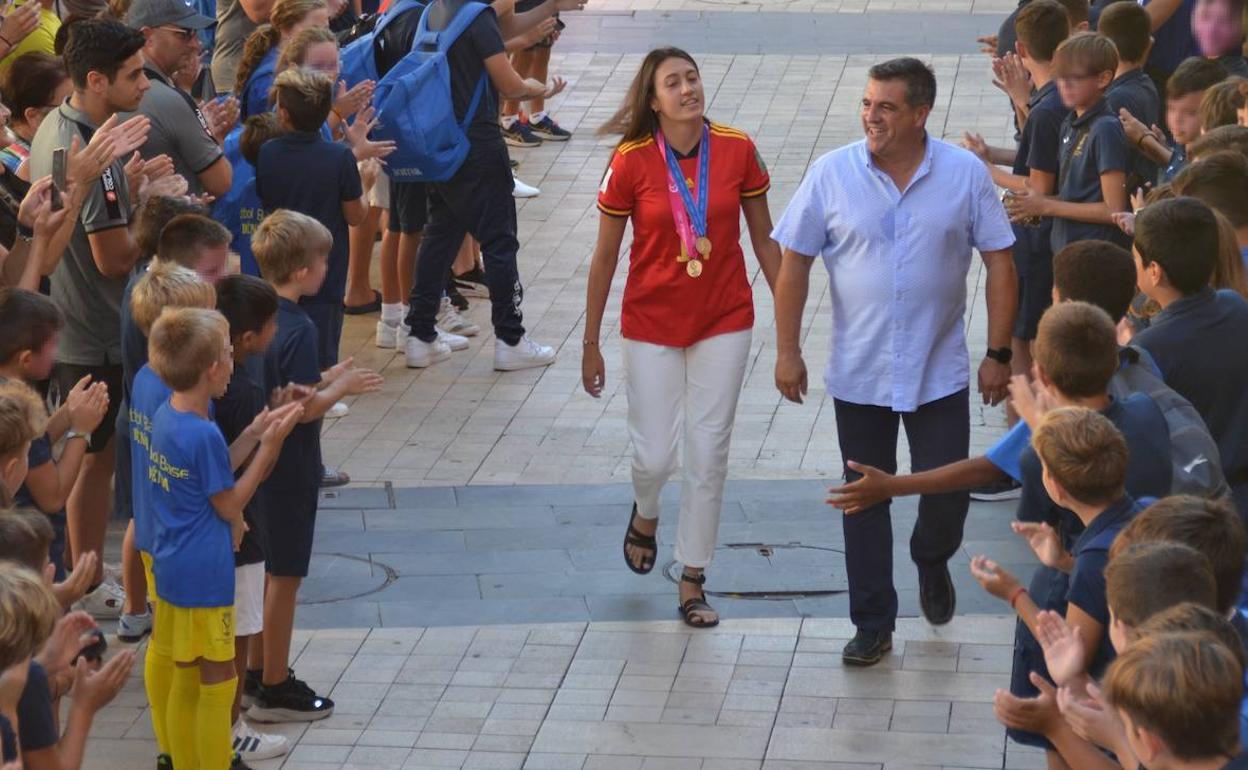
[583,47,782,628]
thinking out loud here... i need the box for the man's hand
[774,351,808,404]
[961,131,991,164]
[977,356,1010,405]
[826,461,894,514]
[1034,610,1086,687]
[71,649,135,713]
[976,33,999,55]
[35,611,98,676]
[969,555,1021,602]
[994,672,1060,736]
[1012,521,1071,572]
[202,96,240,145]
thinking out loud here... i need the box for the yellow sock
[168,666,200,770]
[143,643,175,755]
[197,678,237,770]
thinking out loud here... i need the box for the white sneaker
[436,298,479,337]
[327,401,350,419]
[117,611,152,643]
[405,336,452,368]
[232,719,290,761]
[494,336,556,371]
[75,579,125,619]
[436,327,469,351]
[512,174,540,198]
[375,319,410,349]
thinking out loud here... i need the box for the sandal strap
[680,571,706,586]
[625,523,657,549]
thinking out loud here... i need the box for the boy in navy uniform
[255,68,365,373]
[962,0,1070,445]
[1005,33,1131,251]
[1130,197,1248,517]
[248,209,382,723]
[970,406,1138,769]
[1098,2,1161,192]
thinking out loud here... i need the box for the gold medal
[687,259,703,278]
[695,236,712,258]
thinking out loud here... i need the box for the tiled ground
[327,47,1017,488]
[86,617,1044,770]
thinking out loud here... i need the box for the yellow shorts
[164,604,235,664]
[139,551,157,600]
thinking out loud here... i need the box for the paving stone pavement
[86,617,1045,770]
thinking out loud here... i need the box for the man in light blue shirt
[772,58,1017,667]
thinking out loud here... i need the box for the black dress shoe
[842,629,892,666]
[918,561,956,625]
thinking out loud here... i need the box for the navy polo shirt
[255,132,362,307]
[1106,69,1160,190]
[1016,392,1171,547]
[213,363,267,567]
[1133,288,1248,490]
[260,297,322,497]
[1011,81,1065,267]
[1068,495,1140,675]
[1226,753,1248,770]
[1052,99,1130,253]
[1162,142,1187,183]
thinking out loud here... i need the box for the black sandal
[678,571,719,629]
[623,503,657,575]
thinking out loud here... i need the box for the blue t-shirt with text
[149,402,236,608]
[129,365,172,555]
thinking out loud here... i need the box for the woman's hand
[581,344,605,397]
[334,79,374,122]
[0,1,41,53]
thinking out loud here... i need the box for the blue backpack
[339,0,425,89]
[370,0,489,183]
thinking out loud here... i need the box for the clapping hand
[335,79,374,121]
[0,1,41,51]
[991,52,1032,110]
[976,33,999,55]
[50,551,97,609]
[345,106,396,162]
[961,131,991,164]
[202,96,240,145]
[969,555,1021,602]
[72,648,135,713]
[1058,681,1130,754]
[1034,610,1086,687]
[1012,521,1070,571]
[1007,372,1055,430]
[65,375,110,434]
[994,672,1061,736]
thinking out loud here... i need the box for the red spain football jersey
[597,122,770,348]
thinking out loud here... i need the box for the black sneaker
[157,754,173,770]
[969,476,1022,501]
[446,281,469,312]
[452,266,489,298]
[842,629,892,666]
[248,675,334,723]
[918,562,956,626]
[508,157,519,169]
[240,669,262,709]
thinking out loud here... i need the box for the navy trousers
[833,389,971,632]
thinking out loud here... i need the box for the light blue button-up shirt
[772,136,1015,413]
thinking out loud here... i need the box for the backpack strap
[459,72,487,132]
[415,1,489,50]
[373,0,423,39]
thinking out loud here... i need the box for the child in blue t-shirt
[247,209,381,722]
[217,114,284,278]
[146,307,300,770]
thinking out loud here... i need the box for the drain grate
[662,542,848,600]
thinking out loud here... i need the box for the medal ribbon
[654,123,710,259]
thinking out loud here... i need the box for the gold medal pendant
[695,236,712,258]
[687,259,703,278]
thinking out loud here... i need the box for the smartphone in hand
[51,147,66,212]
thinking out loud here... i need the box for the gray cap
[126,0,216,30]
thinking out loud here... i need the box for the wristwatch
[65,429,91,444]
[986,346,1013,365]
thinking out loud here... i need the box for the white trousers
[622,328,752,568]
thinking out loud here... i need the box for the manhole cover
[662,543,848,600]
[299,553,396,605]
